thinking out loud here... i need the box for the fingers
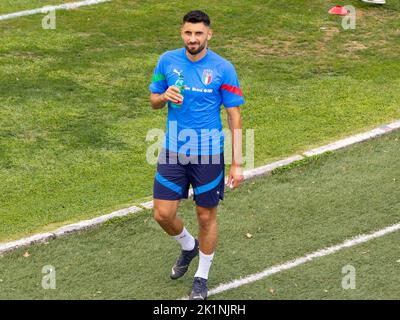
[226,174,243,190]
[164,86,184,103]
[233,175,244,188]
[226,176,233,189]
[169,86,181,94]
[164,92,183,103]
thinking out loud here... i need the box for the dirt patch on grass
[357,7,398,19]
[316,26,339,55]
[247,39,288,56]
[220,35,317,58]
[5,51,40,59]
[343,41,368,53]
[321,26,340,41]
[355,7,399,29]
[336,40,368,59]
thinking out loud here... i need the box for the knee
[197,210,217,229]
[153,207,175,224]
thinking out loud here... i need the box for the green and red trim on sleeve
[221,84,243,97]
[152,73,166,83]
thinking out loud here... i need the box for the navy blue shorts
[153,149,225,208]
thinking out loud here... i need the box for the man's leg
[196,205,218,255]
[153,198,199,279]
[153,198,182,236]
[188,152,224,300]
[189,205,218,300]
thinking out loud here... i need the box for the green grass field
[0,130,398,300]
[0,1,399,241]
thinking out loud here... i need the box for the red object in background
[328,5,349,15]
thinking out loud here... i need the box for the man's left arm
[226,106,244,189]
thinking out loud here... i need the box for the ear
[180,27,185,41]
[207,29,213,41]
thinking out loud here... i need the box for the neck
[186,46,208,62]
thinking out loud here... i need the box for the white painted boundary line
[243,155,304,180]
[0,120,399,254]
[52,205,141,236]
[304,120,400,157]
[140,201,154,210]
[179,222,400,299]
[0,206,140,254]
[0,0,111,22]
[0,233,56,255]
[387,120,400,130]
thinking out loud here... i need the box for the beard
[185,41,207,55]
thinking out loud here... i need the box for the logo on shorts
[202,69,213,85]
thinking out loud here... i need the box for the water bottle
[171,74,184,109]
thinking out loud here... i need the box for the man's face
[181,22,212,55]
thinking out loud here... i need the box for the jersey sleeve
[220,62,245,108]
[149,54,168,94]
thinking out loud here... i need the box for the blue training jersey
[149,47,245,155]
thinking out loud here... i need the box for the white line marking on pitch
[0,206,141,254]
[0,0,111,21]
[187,222,399,298]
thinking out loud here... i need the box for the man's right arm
[150,86,184,109]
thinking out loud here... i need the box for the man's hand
[150,86,184,109]
[163,86,184,104]
[226,163,244,190]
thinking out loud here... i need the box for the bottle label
[172,72,184,108]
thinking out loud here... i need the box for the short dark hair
[183,10,211,26]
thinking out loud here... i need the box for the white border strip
[0,120,399,254]
[0,233,56,254]
[243,155,304,180]
[0,0,111,22]
[303,121,400,157]
[387,120,400,129]
[180,222,400,299]
[52,206,141,236]
[0,206,140,254]
[140,201,154,210]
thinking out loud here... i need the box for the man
[149,10,244,300]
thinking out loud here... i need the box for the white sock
[173,227,195,251]
[194,251,215,280]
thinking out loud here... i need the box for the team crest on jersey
[202,69,213,85]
